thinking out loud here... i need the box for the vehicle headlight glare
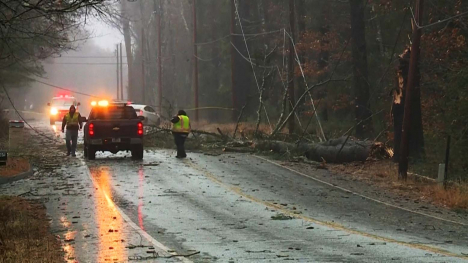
[50,107,58,115]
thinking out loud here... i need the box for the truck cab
[47,95,80,125]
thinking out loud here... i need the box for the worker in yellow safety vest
[61,105,83,157]
[171,110,191,158]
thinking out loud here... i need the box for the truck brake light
[139,110,143,116]
[89,123,94,136]
[137,122,143,136]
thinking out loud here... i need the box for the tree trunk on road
[255,137,390,163]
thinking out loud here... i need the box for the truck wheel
[50,119,55,125]
[132,145,144,160]
[87,146,96,160]
[84,144,88,158]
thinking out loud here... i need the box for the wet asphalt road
[1,120,468,262]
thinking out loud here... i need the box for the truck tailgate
[91,120,139,138]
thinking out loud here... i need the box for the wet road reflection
[63,230,77,263]
[91,166,127,262]
[138,167,145,231]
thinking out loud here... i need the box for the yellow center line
[185,159,468,260]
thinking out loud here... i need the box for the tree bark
[121,0,134,100]
[255,137,390,163]
[288,0,296,134]
[349,0,372,139]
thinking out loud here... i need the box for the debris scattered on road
[143,163,160,166]
[271,213,293,220]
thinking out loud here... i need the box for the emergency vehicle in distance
[47,94,80,125]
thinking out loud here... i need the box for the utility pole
[120,43,124,100]
[288,0,296,134]
[193,0,199,121]
[116,44,120,100]
[399,0,424,180]
[156,0,163,114]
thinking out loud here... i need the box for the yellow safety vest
[65,112,79,126]
[172,115,190,133]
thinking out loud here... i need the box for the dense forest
[114,0,467,180]
[1,0,467,181]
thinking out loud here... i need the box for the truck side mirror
[47,103,51,106]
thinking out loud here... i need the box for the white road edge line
[81,160,193,263]
[254,155,468,227]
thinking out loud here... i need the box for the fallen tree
[255,137,391,163]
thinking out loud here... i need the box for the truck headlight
[50,107,58,115]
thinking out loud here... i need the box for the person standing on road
[61,105,82,157]
[171,110,191,158]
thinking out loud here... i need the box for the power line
[1,81,59,143]
[44,62,128,65]
[233,0,273,130]
[26,78,102,99]
[55,56,127,58]
[195,29,284,46]
[410,7,468,29]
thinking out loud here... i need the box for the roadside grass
[0,196,63,262]
[0,157,30,177]
[424,184,468,210]
[329,160,468,210]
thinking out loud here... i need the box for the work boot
[71,152,76,157]
[66,152,70,156]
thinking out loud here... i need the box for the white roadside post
[9,119,25,152]
[437,164,445,184]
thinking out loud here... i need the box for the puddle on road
[91,167,127,262]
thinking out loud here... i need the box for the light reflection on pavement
[138,167,145,231]
[91,166,127,262]
[63,230,77,262]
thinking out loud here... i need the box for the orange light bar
[98,100,109,107]
[91,101,97,106]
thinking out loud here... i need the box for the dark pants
[173,133,188,158]
[66,129,78,154]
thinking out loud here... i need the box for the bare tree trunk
[155,0,163,114]
[296,0,306,108]
[288,0,296,134]
[349,0,372,139]
[121,0,134,100]
[192,0,199,121]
